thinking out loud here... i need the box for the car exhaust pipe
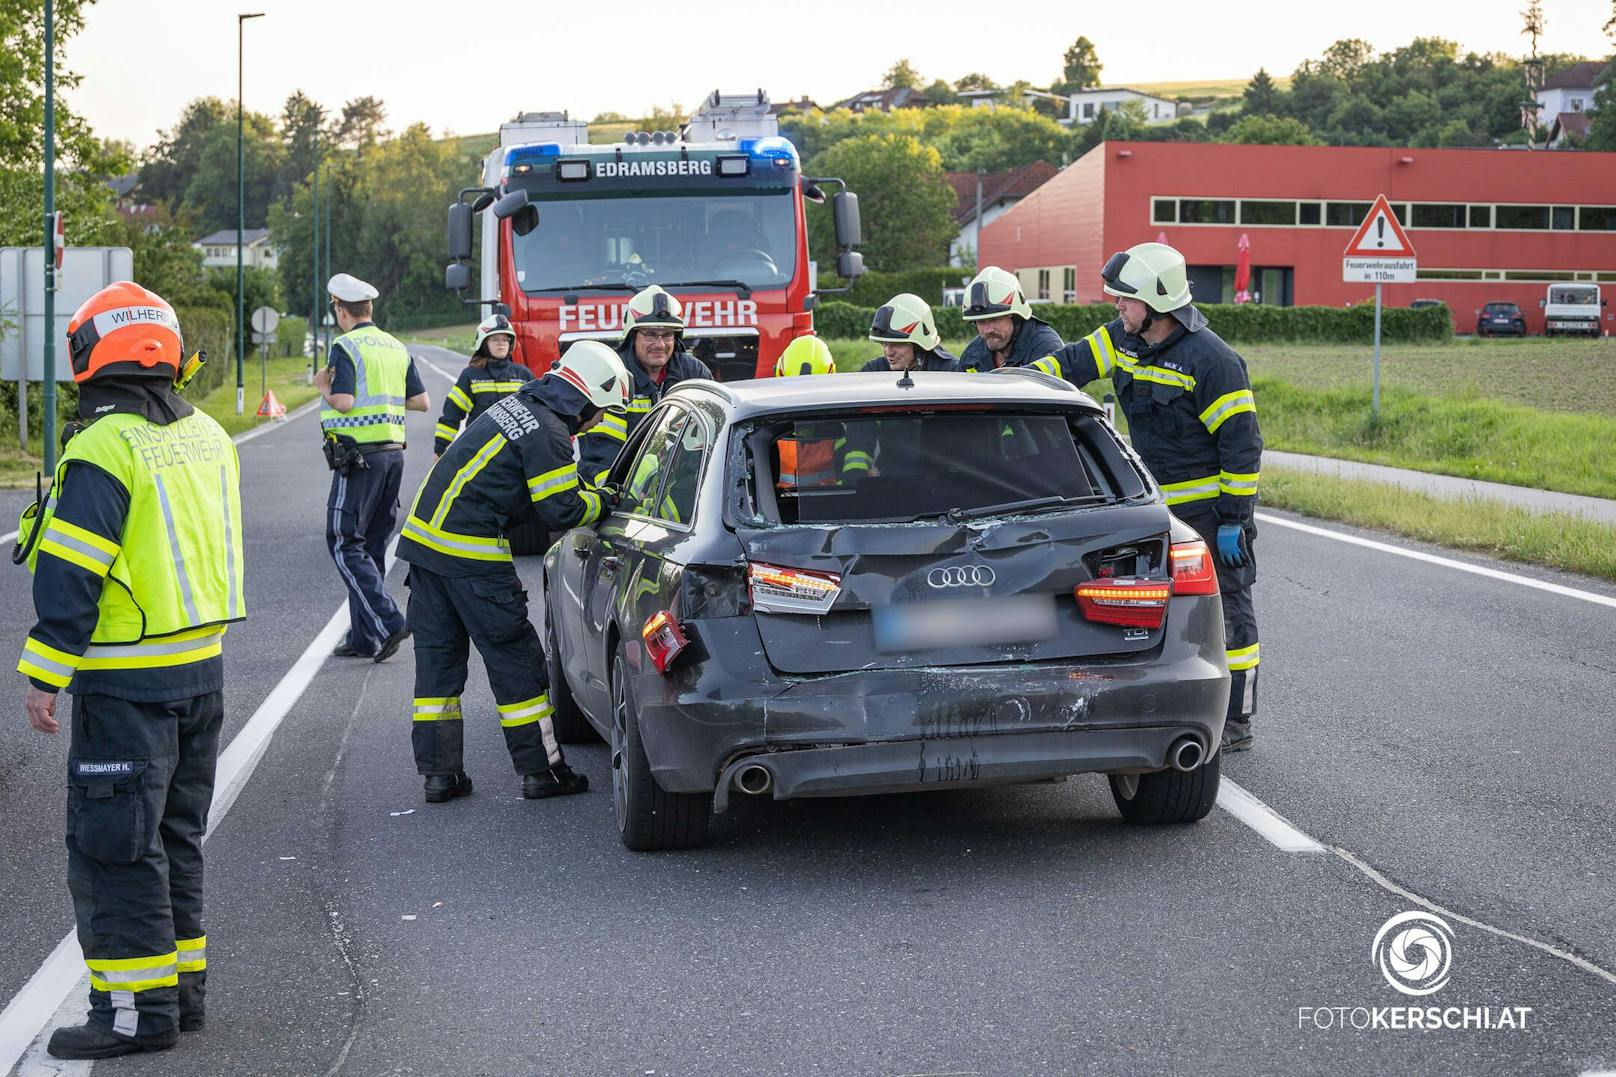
[734,764,773,796]
[1167,736,1204,773]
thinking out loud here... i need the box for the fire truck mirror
[801,178,826,205]
[832,191,862,249]
[491,189,530,220]
[511,205,539,237]
[448,202,473,262]
[444,263,472,293]
[494,303,511,317]
[836,250,864,281]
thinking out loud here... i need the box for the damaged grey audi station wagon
[543,369,1231,851]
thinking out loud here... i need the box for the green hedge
[812,300,1453,345]
[175,305,236,399]
[820,267,974,308]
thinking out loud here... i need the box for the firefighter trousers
[406,564,562,776]
[65,690,222,1041]
[1176,507,1259,721]
[327,448,407,654]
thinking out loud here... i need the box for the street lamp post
[42,0,57,466]
[235,11,265,415]
[310,128,320,381]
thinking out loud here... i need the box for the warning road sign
[1343,194,1417,282]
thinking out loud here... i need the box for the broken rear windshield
[753,412,1122,525]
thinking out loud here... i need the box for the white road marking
[0,517,401,1072]
[1217,779,1325,852]
[0,531,16,545]
[411,350,458,382]
[1256,511,1616,610]
[233,398,320,444]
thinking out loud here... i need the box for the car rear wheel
[544,595,597,744]
[1109,751,1221,825]
[611,649,711,851]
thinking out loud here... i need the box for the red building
[979,141,1616,334]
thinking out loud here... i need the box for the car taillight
[1169,538,1219,596]
[641,610,689,675]
[1074,578,1173,629]
[747,561,841,615]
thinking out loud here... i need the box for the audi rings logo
[1373,911,1456,996]
[927,565,996,589]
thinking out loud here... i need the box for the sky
[63,0,1614,150]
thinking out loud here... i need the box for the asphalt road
[3,351,1614,1075]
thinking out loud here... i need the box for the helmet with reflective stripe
[66,281,184,384]
[549,340,631,414]
[622,285,684,341]
[868,293,940,352]
[1101,242,1192,314]
[472,312,516,357]
[774,335,836,377]
[962,266,1032,322]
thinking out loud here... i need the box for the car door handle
[572,543,589,559]
[601,555,621,573]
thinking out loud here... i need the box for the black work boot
[424,772,473,803]
[523,763,588,799]
[374,626,411,664]
[179,975,205,1031]
[47,1023,177,1060]
[1221,719,1254,753]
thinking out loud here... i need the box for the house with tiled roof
[946,161,1060,267]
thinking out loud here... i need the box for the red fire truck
[445,90,863,380]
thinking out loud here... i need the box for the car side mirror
[445,263,472,293]
[447,202,473,262]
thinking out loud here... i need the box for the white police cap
[327,273,378,302]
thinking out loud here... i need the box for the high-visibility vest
[321,326,411,444]
[777,438,838,488]
[18,412,246,686]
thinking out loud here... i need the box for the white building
[194,228,278,270]
[1536,61,1608,120]
[1066,88,1182,126]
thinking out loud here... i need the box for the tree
[885,59,921,90]
[141,98,232,213]
[173,110,283,233]
[805,135,955,271]
[955,73,999,93]
[1243,69,1281,115]
[921,79,956,108]
[277,91,327,201]
[1053,36,1102,94]
[1586,78,1616,151]
[336,96,388,149]
[1220,114,1322,145]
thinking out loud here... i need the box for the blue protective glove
[1216,524,1247,568]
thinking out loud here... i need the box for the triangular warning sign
[256,390,287,420]
[1343,194,1416,257]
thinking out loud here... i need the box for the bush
[276,316,309,358]
[819,267,974,308]
[812,300,1453,345]
[175,305,236,399]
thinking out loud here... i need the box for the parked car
[1475,301,1526,337]
[543,370,1231,851]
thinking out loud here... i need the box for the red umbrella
[1233,233,1253,304]
[1157,231,1169,245]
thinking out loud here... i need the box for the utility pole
[311,129,320,381]
[973,170,984,272]
[323,170,332,355]
[235,11,264,415]
[42,0,57,468]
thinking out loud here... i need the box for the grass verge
[192,355,323,439]
[400,322,478,355]
[1261,465,1616,583]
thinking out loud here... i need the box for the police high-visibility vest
[321,327,411,445]
[18,412,246,686]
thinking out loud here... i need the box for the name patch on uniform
[74,760,136,778]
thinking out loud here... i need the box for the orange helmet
[67,281,184,384]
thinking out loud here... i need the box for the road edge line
[1217,778,1326,852]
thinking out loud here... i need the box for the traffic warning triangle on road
[1343,194,1416,257]
[256,390,287,420]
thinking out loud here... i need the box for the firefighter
[1032,243,1263,752]
[434,312,534,456]
[860,293,959,372]
[314,273,431,661]
[399,340,630,803]
[771,335,854,488]
[18,282,246,1059]
[956,266,1064,372]
[577,285,712,486]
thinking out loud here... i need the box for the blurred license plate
[872,594,1058,652]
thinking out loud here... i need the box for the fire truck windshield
[511,189,796,293]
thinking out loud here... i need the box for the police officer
[18,282,246,1059]
[1033,243,1263,752]
[314,273,430,661]
[434,312,534,456]
[859,293,959,372]
[399,340,631,803]
[577,285,712,486]
[956,266,1064,372]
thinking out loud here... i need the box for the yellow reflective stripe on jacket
[1226,643,1260,671]
[1220,470,1260,496]
[401,517,512,563]
[447,385,473,412]
[470,380,526,394]
[413,696,463,721]
[428,434,506,531]
[78,627,225,671]
[19,635,81,688]
[1199,389,1257,434]
[626,397,654,414]
[176,936,207,974]
[841,449,873,474]
[434,422,459,443]
[1130,365,1197,391]
[529,464,579,502]
[593,414,629,441]
[1084,326,1117,377]
[87,951,179,994]
[1159,474,1221,505]
[38,517,120,577]
[1030,355,1061,378]
[497,693,553,729]
[578,488,603,526]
